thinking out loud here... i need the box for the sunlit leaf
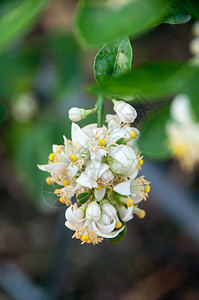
[88,61,198,101]
[162,1,191,24]
[74,0,169,47]
[94,36,132,85]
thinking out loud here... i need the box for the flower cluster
[38,101,150,245]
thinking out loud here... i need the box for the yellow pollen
[98,138,106,147]
[54,157,58,163]
[63,179,69,186]
[115,222,122,229]
[130,130,137,139]
[82,234,90,243]
[145,185,150,193]
[127,199,134,207]
[95,184,102,190]
[71,154,78,162]
[139,159,144,166]
[138,210,146,219]
[48,153,55,161]
[173,144,186,157]
[46,177,54,185]
[59,197,65,204]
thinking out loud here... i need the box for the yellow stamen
[139,159,144,166]
[46,177,54,185]
[126,199,134,207]
[98,138,106,147]
[130,130,137,139]
[145,185,150,193]
[82,234,90,243]
[138,210,146,219]
[71,154,78,162]
[173,144,186,157]
[59,197,65,204]
[54,157,58,163]
[48,153,55,161]
[95,184,102,190]
[63,179,69,186]
[115,222,122,229]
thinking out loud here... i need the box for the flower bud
[113,100,137,123]
[101,202,117,219]
[99,213,110,225]
[86,202,101,222]
[68,107,85,122]
[100,169,114,183]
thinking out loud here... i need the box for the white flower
[69,107,85,122]
[107,145,138,177]
[166,94,199,171]
[65,204,124,244]
[117,205,134,222]
[113,100,137,123]
[101,201,117,219]
[86,202,101,222]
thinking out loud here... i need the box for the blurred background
[1,0,199,300]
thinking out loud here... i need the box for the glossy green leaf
[94,36,132,85]
[88,61,198,101]
[162,1,191,24]
[74,0,169,47]
[77,191,91,204]
[0,0,51,52]
[138,105,171,160]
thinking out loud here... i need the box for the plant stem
[96,94,105,127]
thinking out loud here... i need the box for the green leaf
[109,223,127,244]
[184,0,199,19]
[88,61,198,101]
[138,105,171,160]
[94,36,132,85]
[74,0,169,47]
[162,1,191,24]
[77,191,91,204]
[0,0,51,53]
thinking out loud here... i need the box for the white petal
[91,148,106,160]
[109,147,128,167]
[107,128,126,143]
[71,122,89,147]
[98,163,110,178]
[94,187,106,201]
[95,219,115,233]
[171,94,193,124]
[65,206,85,225]
[118,205,134,222]
[113,180,131,196]
[92,221,125,238]
[37,162,67,172]
[65,221,76,231]
[52,144,59,152]
[76,172,98,188]
[82,123,97,138]
[68,163,79,178]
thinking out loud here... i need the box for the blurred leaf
[184,69,199,122]
[74,0,169,47]
[94,36,132,85]
[138,105,171,160]
[109,223,127,244]
[6,117,70,204]
[162,1,191,24]
[0,103,7,123]
[184,0,199,19]
[0,0,51,52]
[88,61,198,101]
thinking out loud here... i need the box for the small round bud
[68,107,84,122]
[101,202,117,219]
[139,159,144,166]
[113,100,137,123]
[100,169,114,183]
[86,202,101,222]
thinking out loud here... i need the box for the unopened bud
[113,100,137,123]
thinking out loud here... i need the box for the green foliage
[162,1,191,24]
[94,36,132,85]
[0,103,7,123]
[0,0,51,53]
[77,191,91,204]
[74,0,169,47]
[138,105,171,160]
[89,61,198,101]
[184,0,199,19]
[184,70,199,122]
